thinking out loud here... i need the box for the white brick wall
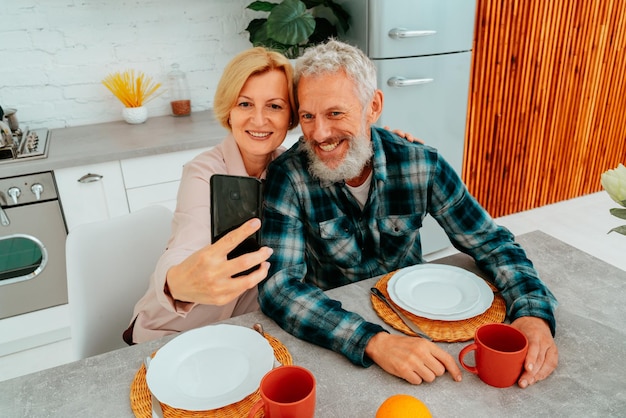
[0,0,259,129]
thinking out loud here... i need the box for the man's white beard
[302,131,373,183]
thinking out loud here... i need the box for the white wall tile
[1,0,258,129]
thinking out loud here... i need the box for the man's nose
[309,117,332,141]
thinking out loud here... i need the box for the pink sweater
[130,134,284,343]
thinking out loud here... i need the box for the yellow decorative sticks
[102,70,162,108]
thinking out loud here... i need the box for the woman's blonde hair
[213,47,297,131]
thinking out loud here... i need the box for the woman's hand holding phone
[165,218,273,305]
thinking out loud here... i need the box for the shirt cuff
[163,281,196,315]
[351,322,389,367]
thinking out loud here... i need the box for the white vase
[122,106,148,124]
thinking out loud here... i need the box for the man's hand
[365,332,462,384]
[510,317,559,388]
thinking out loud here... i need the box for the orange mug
[248,365,316,418]
[459,323,528,388]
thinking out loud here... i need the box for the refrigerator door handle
[388,28,437,39]
[387,77,434,88]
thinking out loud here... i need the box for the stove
[0,171,68,319]
[0,128,50,164]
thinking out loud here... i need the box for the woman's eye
[269,103,283,110]
[238,101,251,108]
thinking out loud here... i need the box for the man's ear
[367,89,384,124]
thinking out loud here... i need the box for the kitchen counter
[0,111,226,178]
[1,231,624,417]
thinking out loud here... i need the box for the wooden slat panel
[464,0,626,218]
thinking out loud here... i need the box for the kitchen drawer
[340,0,476,58]
[126,181,180,213]
[375,52,471,173]
[121,147,211,189]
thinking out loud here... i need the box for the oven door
[0,201,68,319]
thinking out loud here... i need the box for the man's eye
[330,111,342,117]
[300,114,313,120]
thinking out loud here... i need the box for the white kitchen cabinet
[55,148,212,230]
[55,161,130,231]
[121,147,211,212]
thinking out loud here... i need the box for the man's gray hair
[294,39,378,108]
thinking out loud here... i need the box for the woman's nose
[252,108,267,124]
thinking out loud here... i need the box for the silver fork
[144,356,164,418]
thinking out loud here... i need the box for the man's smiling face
[297,70,381,184]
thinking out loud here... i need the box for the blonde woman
[126,48,297,343]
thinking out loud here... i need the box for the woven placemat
[372,271,506,342]
[130,332,293,418]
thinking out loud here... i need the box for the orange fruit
[375,394,432,418]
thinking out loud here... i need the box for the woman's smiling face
[229,69,292,168]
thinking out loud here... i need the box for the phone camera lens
[230,190,240,200]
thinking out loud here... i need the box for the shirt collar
[222,133,284,180]
[370,126,389,184]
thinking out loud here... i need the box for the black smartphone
[210,174,264,277]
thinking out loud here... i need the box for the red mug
[248,365,316,418]
[459,323,528,388]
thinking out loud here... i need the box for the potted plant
[102,69,162,124]
[245,0,350,59]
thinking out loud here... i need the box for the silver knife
[144,356,164,418]
[370,287,433,341]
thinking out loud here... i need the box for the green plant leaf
[247,1,278,12]
[266,0,315,45]
[308,17,337,44]
[302,0,325,7]
[246,18,269,44]
[300,0,350,32]
[321,0,351,32]
[608,225,626,235]
[610,207,626,220]
[249,27,292,54]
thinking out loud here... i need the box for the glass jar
[167,63,191,116]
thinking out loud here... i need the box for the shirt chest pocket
[316,216,360,268]
[377,214,424,263]
[378,214,423,235]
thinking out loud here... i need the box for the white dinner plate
[146,324,274,411]
[387,264,494,321]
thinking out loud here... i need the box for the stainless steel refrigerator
[339,0,477,254]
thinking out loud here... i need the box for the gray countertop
[0,111,226,178]
[1,231,625,417]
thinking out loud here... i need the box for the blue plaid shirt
[259,126,557,366]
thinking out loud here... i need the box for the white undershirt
[345,171,373,210]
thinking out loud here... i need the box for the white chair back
[65,205,172,360]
